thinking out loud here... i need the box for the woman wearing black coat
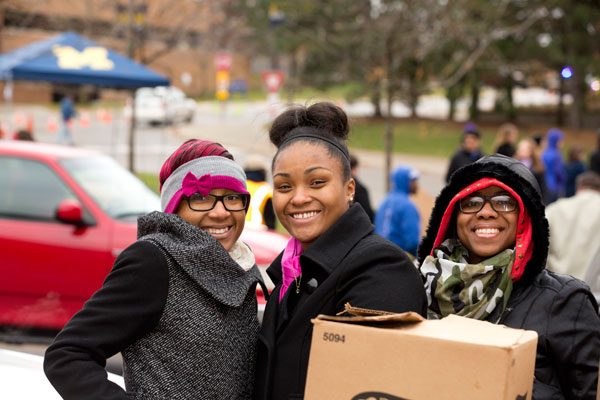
[254,102,427,400]
[418,154,600,399]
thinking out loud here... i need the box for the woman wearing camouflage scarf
[418,154,600,399]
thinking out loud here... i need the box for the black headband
[280,127,350,161]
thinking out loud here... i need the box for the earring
[349,196,354,203]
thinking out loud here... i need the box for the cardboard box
[304,307,538,400]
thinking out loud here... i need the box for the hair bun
[269,102,349,147]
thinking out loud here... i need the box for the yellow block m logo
[52,46,115,70]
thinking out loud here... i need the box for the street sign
[216,70,230,100]
[261,71,284,93]
[214,52,232,71]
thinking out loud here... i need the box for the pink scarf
[279,238,303,303]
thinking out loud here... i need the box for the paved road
[1,100,448,202]
[2,100,448,230]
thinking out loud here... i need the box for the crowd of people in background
[372,121,600,272]
[441,122,600,206]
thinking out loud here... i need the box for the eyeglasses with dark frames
[459,194,517,214]
[185,193,250,212]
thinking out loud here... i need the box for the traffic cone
[0,121,8,138]
[103,110,112,123]
[79,112,91,128]
[25,114,34,133]
[97,109,112,124]
[46,116,58,133]
[13,111,25,127]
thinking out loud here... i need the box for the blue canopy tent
[0,31,169,87]
[0,31,170,171]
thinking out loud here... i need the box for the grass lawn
[348,117,597,159]
[349,118,497,159]
[137,172,160,194]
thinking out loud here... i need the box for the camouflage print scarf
[420,239,514,323]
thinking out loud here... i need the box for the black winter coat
[445,148,484,183]
[254,204,427,400]
[353,176,374,222]
[419,154,600,400]
[501,270,600,399]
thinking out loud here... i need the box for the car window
[136,88,155,98]
[170,88,185,100]
[0,156,76,221]
[60,155,160,221]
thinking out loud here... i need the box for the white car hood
[0,349,125,399]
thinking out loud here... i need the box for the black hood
[418,154,549,285]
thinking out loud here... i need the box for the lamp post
[556,66,572,127]
[268,3,285,70]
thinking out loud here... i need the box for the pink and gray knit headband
[161,156,249,213]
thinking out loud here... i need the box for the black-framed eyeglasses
[459,194,517,214]
[185,193,250,212]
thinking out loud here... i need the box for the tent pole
[2,75,14,138]
[128,88,136,173]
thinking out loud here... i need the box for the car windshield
[60,156,160,220]
[136,87,161,98]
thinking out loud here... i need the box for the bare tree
[365,0,547,188]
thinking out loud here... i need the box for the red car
[0,141,285,330]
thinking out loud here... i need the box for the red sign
[214,51,232,71]
[261,71,284,93]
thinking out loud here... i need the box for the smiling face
[272,141,355,250]
[455,185,519,263]
[176,188,245,251]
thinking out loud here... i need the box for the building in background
[0,0,254,102]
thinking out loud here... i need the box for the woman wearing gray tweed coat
[44,139,265,399]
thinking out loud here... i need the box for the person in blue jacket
[541,128,566,203]
[375,166,420,256]
[57,94,76,145]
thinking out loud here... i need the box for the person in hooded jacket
[375,165,421,256]
[44,139,265,400]
[418,153,600,399]
[542,128,567,204]
[254,102,427,400]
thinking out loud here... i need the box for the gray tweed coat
[44,212,263,399]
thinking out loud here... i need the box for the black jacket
[419,154,600,399]
[353,176,374,222]
[590,150,600,175]
[495,143,516,158]
[254,204,427,400]
[501,270,600,399]
[445,148,484,183]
